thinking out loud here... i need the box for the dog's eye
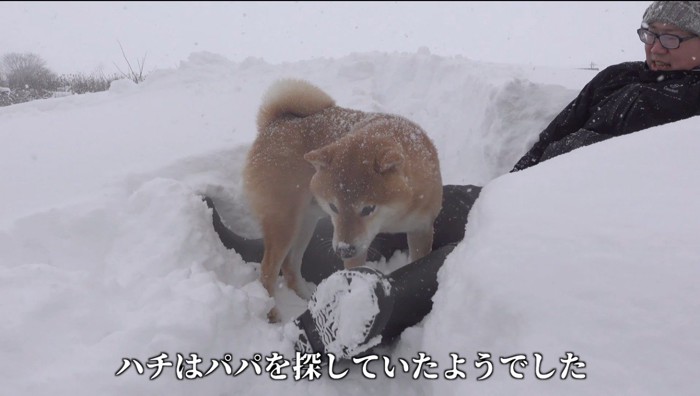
[360,205,375,217]
[329,203,339,213]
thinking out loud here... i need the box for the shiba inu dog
[244,79,442,322]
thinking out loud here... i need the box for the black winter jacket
[512,61,700,171]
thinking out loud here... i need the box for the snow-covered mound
[1,51,698,395]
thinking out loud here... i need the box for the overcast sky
[1,1,651,75]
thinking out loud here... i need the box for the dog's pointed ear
[305,147,333,171]
[375,147,404,174]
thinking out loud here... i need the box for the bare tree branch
[115,41,147,84]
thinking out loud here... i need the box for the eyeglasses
[637,28,698,50]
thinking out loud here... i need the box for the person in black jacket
[206,1,700,359]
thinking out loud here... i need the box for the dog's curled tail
[257,79,336,130]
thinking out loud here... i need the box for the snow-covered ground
[1,50,698,395]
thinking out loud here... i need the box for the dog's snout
[335,244,357,259]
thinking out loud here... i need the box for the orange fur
[244,79,442,322]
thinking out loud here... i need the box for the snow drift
[1,50,698,395]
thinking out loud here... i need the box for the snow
[1,49,699,395]
[307,268,391,359]
[0,2,651,75]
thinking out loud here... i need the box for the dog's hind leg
[282,208,322,300]
[260,209,302,323]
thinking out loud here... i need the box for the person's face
[643,22,700,71]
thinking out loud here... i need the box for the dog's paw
[295,280,317,301]
[267,306,282,323]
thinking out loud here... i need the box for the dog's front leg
[407,226,434,262]
[342,250,368,269]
